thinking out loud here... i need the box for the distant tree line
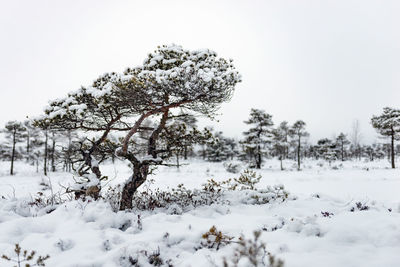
[1,107,399,178]
[200,107,400,170]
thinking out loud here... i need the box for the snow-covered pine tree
[23,120,34,163]
[224,137,238,160]
[2,121,26,175]
[350,119,363,160]
[316,138,337,165]
[271,121,290,170]
[371,107,400,168]
[372,143,385,160]
[30,131,45,173]
[335,132,350,161]
[241,109,273,169]
[36,44,241,209]
[160,114,207,168]
[57,129,79,172]
[290,120,309,170]
[206,131,233,162]
[35,72,138,198]
[116,45,241,210]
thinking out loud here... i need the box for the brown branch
[148,109,169,158]
[120,98,194,155]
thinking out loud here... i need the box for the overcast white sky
[1,0,399,143]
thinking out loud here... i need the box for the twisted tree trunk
[119,110,169,210]
[119,160,149,210]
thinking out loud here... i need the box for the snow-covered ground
[0,159,399,267]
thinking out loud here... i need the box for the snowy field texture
[0,159,400,267]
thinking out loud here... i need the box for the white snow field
[0,159,399,267]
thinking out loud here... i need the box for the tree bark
[297,136,301,170]
[51,133,56,172]
[26,133,30,162]
[44,130,48,176]
[10,128,16,175]
[341,141,344,161]
[119,110,169,210]
[391,131,395,169]
[184,145,188,160]
[119,161,149,210]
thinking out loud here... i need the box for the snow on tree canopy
[36,72,133,130]
[123,44,241,115]
[35,44,241,130]
[371,107,400,136]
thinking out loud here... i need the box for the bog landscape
[1,1,399,267]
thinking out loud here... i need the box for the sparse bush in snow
[28,191,63,213]
[223,231,284,267]
[321,211,334,218]
[200,225,234,250]
[129,183,225,211]
[231,169,261,190]
[247,185,289,205]
[350,202,370,212]
[103,170,290,212]
[1,243,50,267]
[102,184,122,212]
[119,247,173,267]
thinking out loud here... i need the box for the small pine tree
[161,114,208,168]
[317,138,337,165]
[371,107,400,168]
[335,133,350,161]
[2,121,26,175]
[289,120,309,170]
[271,121,290,170]
[241,109,273,169]
[206,131,232,162]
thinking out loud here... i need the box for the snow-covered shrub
[28,191,63,213]
[102,185,122,212]
[119,247,173,267]
[223,231,284,267]
[131,183,224,211]
[246,185,289,205]
[321,211,334,218]
[262,218,286,232]
[1,244,50,267]
[331,163,343,170]
[350,202,369,212]
[55,239,74,252]
[68,173,102,201]
[103,170,290,212]
[202,169,261,191]
[38,178,51,191]
[231,169,261,190]
[223,162,241,174]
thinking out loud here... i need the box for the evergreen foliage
[242,109,274,169]
[371,107,400,168]
[2,121,27,175]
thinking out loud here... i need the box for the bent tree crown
[35,44,241,209]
